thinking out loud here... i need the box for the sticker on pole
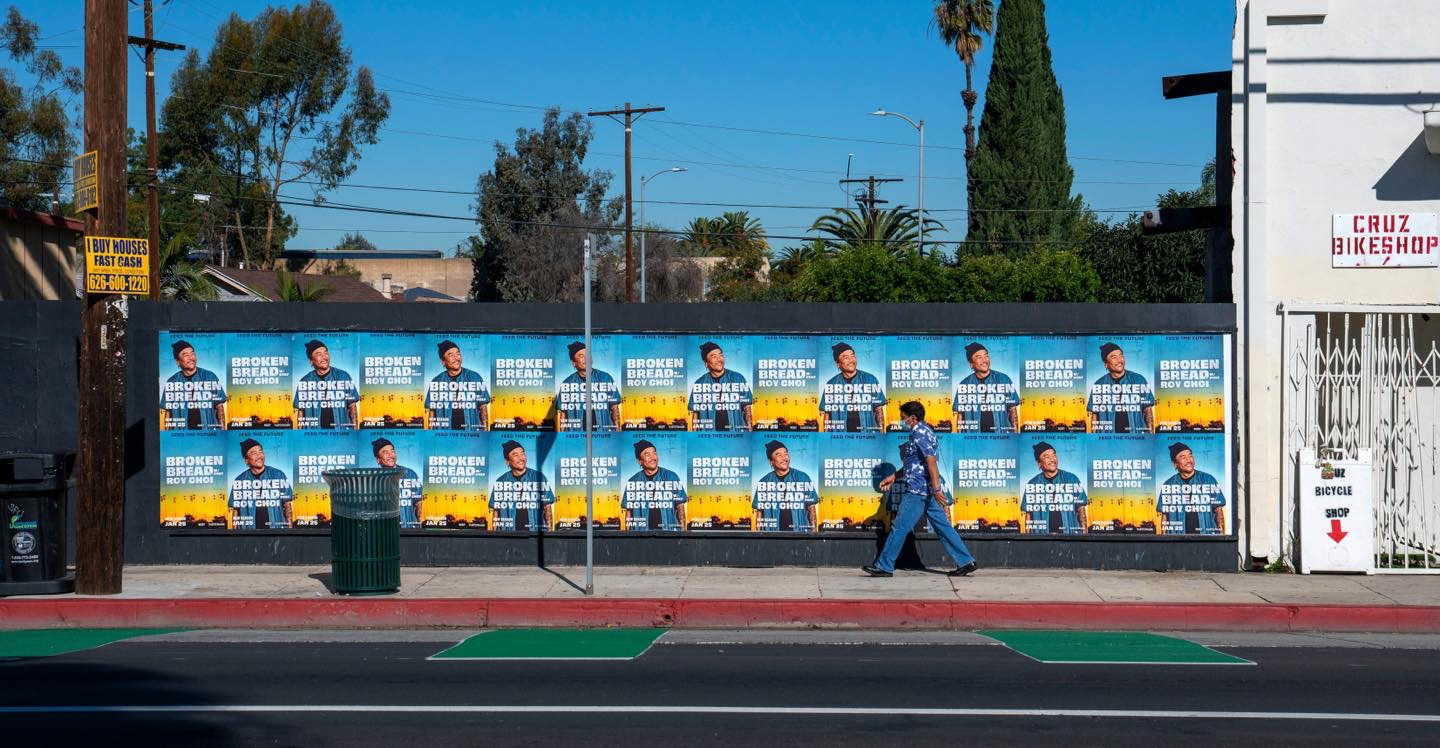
[1298,448,1373,574]
[84,236,150,295]
[73,150,99,212]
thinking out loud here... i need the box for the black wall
[0,300,1240,571]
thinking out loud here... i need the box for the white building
[1234,0,1440,571]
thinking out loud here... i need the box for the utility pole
[77,0,129,595]
[128,0,184,299]
[587,103,665,302]
[839,176,902,242]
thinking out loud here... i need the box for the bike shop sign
[1298,448,1374,573]
[1332,213,1439,268]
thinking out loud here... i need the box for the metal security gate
[1281,306,1440,573]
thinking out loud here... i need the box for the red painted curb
[2,598,1439,632]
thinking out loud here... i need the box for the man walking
[864,401,978,577]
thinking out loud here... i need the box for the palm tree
[274,267,333,302]
[157,235,219,301]
[810,206,944,253]
[932,1,995,165]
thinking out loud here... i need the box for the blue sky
[28,1,1234,252]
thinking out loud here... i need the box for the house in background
[202,265,390,302]
[282,249,474,301]
[0,207,83,300]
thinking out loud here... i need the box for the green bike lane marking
[979,630,1254,665]
[0,628,191,659]
[430,629,665,661]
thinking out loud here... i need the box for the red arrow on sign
[1327,519,1348,544]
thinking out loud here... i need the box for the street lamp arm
[873,109,921,131]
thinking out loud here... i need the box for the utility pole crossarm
[126,35,185,51]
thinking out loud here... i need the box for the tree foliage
[966,0,1079,251]
[161,0,390,269]
[953,246,1100,302]
[932,0,994,197]
[678,211,772,301]
[789,245,958,303]
[157,235,219,301]
[275,266,333,301]
[0,7,82,212]
[809,206,943,253]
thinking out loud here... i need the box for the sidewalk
[4,566,1440,632]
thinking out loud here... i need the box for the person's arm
[743,404,754,430]
[924,455,944,501]
[807,504,818,534]
[543,504,553,531]
[817,413,827,432]
[611,402,621,429]
[689,411,700,431]
[1007,405,1019,432]
[159,410,168,431]
[1144,405,1156,433]
[874,405,886,430]
[676,502,687,531]
[229,508,239,530]
[1078,505,1089,534]
[349,402,359,428]
[413,498,424,525]
[953,411,963,432]
[283,500,294,527]
[555,411,566,433]
[215,403,226,429]
[1087,412,1098,433]
[1215,507,1225,534]
[293,409,304,429]
[479,403,489,430]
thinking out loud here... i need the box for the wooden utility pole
[76,0,129,595]
[128,0,185,298]
[839,176,902,241]
[587,103,665,302]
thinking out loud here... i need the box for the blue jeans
[872,491,975,572]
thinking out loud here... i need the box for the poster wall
[158,332,1232,536]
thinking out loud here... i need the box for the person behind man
[751,439,819,532]
[161,339,228,430]
[1021,441,1089,534]
[864,401,978,577]
[1157,442,1226,535]
[293,338,361,429]
[556,341,621,432]
[372,437,424,528]
[228,438,292,530]
[621,439,688,531]
[489,439,554,532]
[952,342,1020,433]
[688,341,753,431]
[424,339,491,430]
[819,342,887,433]
[1087,342,1155,434]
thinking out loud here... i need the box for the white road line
[0,706,1438,722]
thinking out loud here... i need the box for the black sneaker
[948,562,979,577]
[861,564,893,577]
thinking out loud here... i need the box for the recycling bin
[322,467,403,595]
[0,452,76,596]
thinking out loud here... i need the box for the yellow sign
[73,150,99,212]
[84,236,150,295]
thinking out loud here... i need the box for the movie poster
[159,332,229,432]
[357,332,425,429]
[291,333,361,430]
[818,433,886,532]
[290,430,357,528]
[159,431,228,528]
[490,334,557,431]
[752,335,819,432]
[1018,433,1088,535]
[617,431,687,531]
[422,334,493,431]
[553,336,622,433]
[225,332,292,430]
[1018,336,1088,433]
[225,430,294,530]
[685,432,752,530]
[422,430,489,528]
[548,432,622,530]
[951,336,1024,435]
[751,432,821,532]
[686,335,754,432]
[1085,335,1158,435]
[1087,434,1157,535]
[1156,335,1227,433]
[487,432,555,531]
[359,429,425,528]
[817,336,887,433]
[618,334,689,431]
[1154,433,1229,535]
[885,336,951,433]
[950,433,1022,533]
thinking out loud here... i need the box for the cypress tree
[966,0,1078,252]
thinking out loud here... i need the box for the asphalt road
[3,632,1440,746]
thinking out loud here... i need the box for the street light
[870,108,926,256]
[639,166,686,302]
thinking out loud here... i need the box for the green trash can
[322,467,403,595]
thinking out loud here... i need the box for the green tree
[1077,161,1215,303]
[790,245,958,303]
[931,0,995,194]
[679,211,772,301]
[967,0,1080,251]
[161,0,390,269]
[157,234,219,301]
[470,108,620,301]
[809,206,942,253]
[954,246,1099,301]
[274,266,333,301]
[0,7,82,212]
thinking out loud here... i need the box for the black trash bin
[322,467,402,595]
[0,452,76,596]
